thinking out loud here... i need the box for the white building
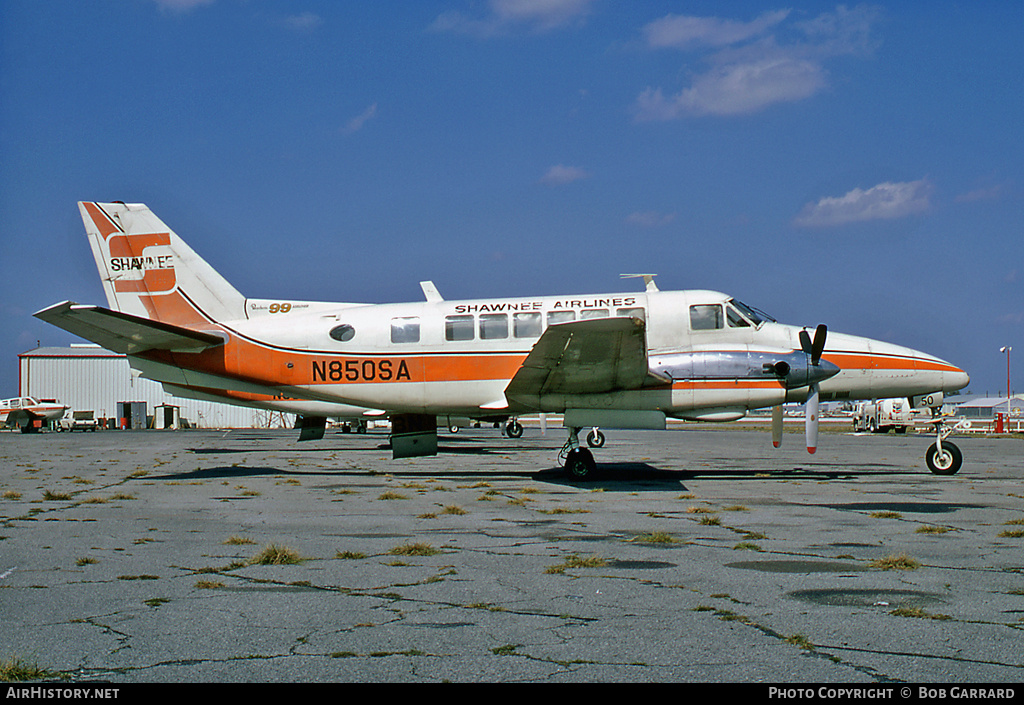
[950,394,1024,419]
[18,344,289,429]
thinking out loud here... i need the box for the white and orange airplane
[1,396,69,432]
[36,202,970,477]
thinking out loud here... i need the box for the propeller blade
[805,383,820,454]
[799,329,812,356]
[771,405,783,448]
[811,324,827,365]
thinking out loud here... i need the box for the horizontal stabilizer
[34,301,226,355]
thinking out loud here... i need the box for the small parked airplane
[0,397,69,432]
[36,202,970,476]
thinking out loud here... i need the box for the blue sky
[1,0,1021,398]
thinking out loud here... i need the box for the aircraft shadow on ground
[172,446,908,484]
[148,465,312,481]
[188,437,513,457]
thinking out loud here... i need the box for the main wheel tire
[564,447,596,480]
[926,441,962,475]
[586,429,605,448]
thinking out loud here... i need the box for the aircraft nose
[945,367,970,393]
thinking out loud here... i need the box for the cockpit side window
[689,304,723,331]
[726,305,750,328]
[730,299,774,325]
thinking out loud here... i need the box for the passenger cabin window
[690,304,723,330]
[547,311,575,325]
[391,317,420,343]
[726,305,750,328]
[514,312,542,338]
[479,313,508,340]
[617,307,645,320]
[329,324,356,342]
[580,309,609,319]
[445,315,475,341]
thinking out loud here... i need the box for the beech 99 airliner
[36,202,970,478]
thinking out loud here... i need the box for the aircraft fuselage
[126,288,968,422]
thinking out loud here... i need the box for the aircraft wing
[505,316,669,403]
[1,409,30,427]
[34,301,226,355]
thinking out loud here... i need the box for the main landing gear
[560,426,597,479]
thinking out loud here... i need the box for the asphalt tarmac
[1,423,1022,684]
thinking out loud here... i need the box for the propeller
[771,324,829,454]
[800,325,827,454]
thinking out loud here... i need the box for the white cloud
[636,57,825,119]
[955,183,1006,203]
[642,10,790,50]
[540,164,589,185]
[626,211,676,228]
[284,12,323,32]
[341,104,378,134]
[152,0,215,12]
[634,5,880,121]
[793,179,933,228]
[430,0,596,37]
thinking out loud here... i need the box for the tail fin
[80,202,246,327]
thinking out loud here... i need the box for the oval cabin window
[329,324,355,342]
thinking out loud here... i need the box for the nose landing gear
[924,413,967,475]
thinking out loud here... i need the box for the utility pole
[1000,346,1012,430]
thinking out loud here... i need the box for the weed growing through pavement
[544,554,607,574]
[869,553,920,570]
[249,544,304,565]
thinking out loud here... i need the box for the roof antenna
[621,273,659,292]
[420,281,443,302]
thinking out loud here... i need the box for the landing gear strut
[924,412,965,475]
[560,426,597,479]
[504,418,524,438]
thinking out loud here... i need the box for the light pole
[1000,346,1012,428]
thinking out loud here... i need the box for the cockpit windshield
[729,299,775,326]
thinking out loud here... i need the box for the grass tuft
[249,544,304,565]
[544,554,607,574]
[869,553,920,571]
[631,531,679,544]
[0,656,58,681]
[388,542,442,557]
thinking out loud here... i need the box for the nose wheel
[924,414,966,475]
[926,441,962,475]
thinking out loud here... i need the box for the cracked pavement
[1,424,1022,682]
